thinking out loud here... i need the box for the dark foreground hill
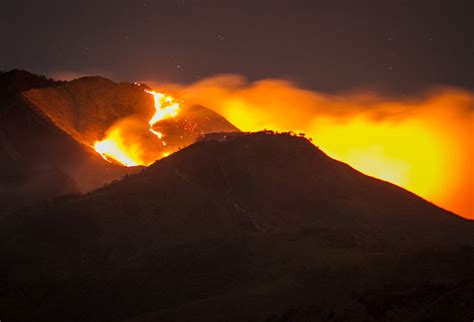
[0,132,472,322]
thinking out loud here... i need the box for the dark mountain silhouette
[0,132,472,322]
[0,69,60,95]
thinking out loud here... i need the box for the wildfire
[162,75,474,219]
[94,128,141,167]
[92,75,473,218]
[93,88,180,166]
[146,90,180,127]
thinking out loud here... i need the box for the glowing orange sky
[157,75,473,219]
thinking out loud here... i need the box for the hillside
[23,76,154,144]
[0,70,239,214]
[0,132,472,321]
[0,70,135,214]
[23,77,239,154]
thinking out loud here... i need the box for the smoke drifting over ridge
[151,75,473,218]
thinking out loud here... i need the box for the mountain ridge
[0,71,138,214]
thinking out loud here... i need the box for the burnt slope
[23,76,155,143]
[0,132,472,322]
[23,77,239,151]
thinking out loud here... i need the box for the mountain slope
[0,70,135,214]
[23,77,239,153]
[23,76,154,144]
[1,69,240,214]
[0,132,472,322]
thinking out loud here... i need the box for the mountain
[0,70,238,214]
[23,76,239,155]
[0,132,472,322]
[0,69,59,95]
[0,70,135,214]
[22,76,154,144]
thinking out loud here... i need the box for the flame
[94,129,141,167]
[158,75,474,219]
[145,90,180,127]
[93,89,180,166]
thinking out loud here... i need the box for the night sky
[1,0,472,94]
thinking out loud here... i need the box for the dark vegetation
[0,131,472,322]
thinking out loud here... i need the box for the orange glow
[93,89,180,166]
[145,90,180,127]
[94,129,141,167]
[159,75,474,218]
[311,117,448,201]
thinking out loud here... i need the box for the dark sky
[1,0,472,94]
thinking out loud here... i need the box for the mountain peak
[0,69,60,94]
